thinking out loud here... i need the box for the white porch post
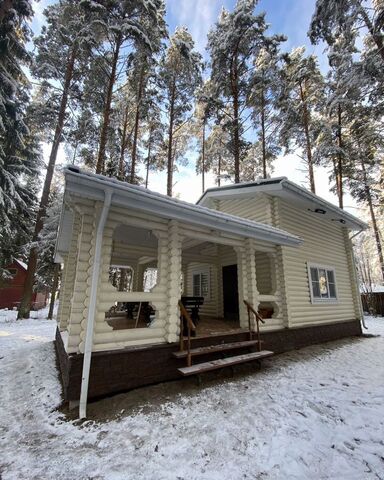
[165,220,182,342]
[237,239,260,329]
[236,247,247,328]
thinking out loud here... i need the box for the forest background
[0,0,383,318]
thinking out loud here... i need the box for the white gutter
[79,188,112,419]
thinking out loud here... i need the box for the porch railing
[178,300,196,367]
[243,300,265,351]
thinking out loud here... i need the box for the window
[307,264,337,302]
[8,268,17,277]
[193,270,209,298]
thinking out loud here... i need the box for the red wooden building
[0,259,48,310]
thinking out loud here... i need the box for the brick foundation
[55,319,362,402]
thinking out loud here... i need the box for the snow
[0,314,384,479]
[14,258,27,270]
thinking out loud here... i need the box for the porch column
[151,231,168,330]
[165,220,183,342]
[236,247,247,328]
[58,212,81,331]
[236,239,260,329]
[68,208,97,353]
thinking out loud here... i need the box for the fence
[361,292,384,316]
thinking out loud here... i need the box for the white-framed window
[192,270,210,298]
[307,263,338,303]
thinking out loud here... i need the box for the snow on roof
[15,259,27,270]
[197,177,368,231]
[62,167,302,247]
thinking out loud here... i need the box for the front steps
[177,350,274,376]
[174,336,273,377]
[172,339,262,359]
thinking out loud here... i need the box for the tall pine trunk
[18,44,77,319]
[201,119,206,193]
[299,80,316,193]
[218,154,222,186]
[336,103,343,209]
[47,263,60,320]
[260,86,267,179]
[166,79,176,197]
[130,68,145,183]
[361,158,384,282]
[145,127,153,188]
[231,56,240,183]
[96,35,122,174]
[118,103,130,179]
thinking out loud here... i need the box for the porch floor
[105,314,244,337]
[194,316,244,337]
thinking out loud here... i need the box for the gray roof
[60,167,302,248]
[197,177,367,231]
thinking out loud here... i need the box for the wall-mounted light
[308,208,326,214]
[331,219,346,224]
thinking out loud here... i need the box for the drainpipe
[348,229,367,329]
[79,189,112,419]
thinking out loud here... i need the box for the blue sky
[30,0,359,212]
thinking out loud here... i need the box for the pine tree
[278,47,325,193]
[142,99,165,188]
[0,1,41,279]
[193,81,217,193]
[315,31,359,208]
[347,107,384,282]
[248,37,286,179]
[158,27,203,196]
[207,0,270,183]
[199,123,232,186]
[82,0,166,175]
[18,0,95,319]
[309,0,384,64]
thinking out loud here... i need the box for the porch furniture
[125,301,154,326]
[180,296,204,325]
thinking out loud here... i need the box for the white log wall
[279,202,357,326]
[58,189,361,354]
[58,212,81,331]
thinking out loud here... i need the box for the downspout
[348,229,367,330]
[79,188,112,419]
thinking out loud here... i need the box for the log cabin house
[55,166,366,417]
[0,259,48,310]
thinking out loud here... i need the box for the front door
[222,264,239,320]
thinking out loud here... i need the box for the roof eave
[64,169,302,248]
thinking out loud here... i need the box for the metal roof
[197,177,367,231]
[59,167,302,248]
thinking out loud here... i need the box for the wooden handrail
[243,299,265,351]
[243,300,265,324]
[178,300,196,367]
[179,301,197,331]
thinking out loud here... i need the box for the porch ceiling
[62,167,302,248]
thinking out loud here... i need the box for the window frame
[307,262,338,304]
[192,268,210,299]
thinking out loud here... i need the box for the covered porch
[55,167,302,415]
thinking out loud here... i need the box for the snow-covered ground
[0,313,383,480]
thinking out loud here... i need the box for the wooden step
[177,350,274,376]
[172,340,261,359]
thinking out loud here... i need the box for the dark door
[222,264,239,320]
